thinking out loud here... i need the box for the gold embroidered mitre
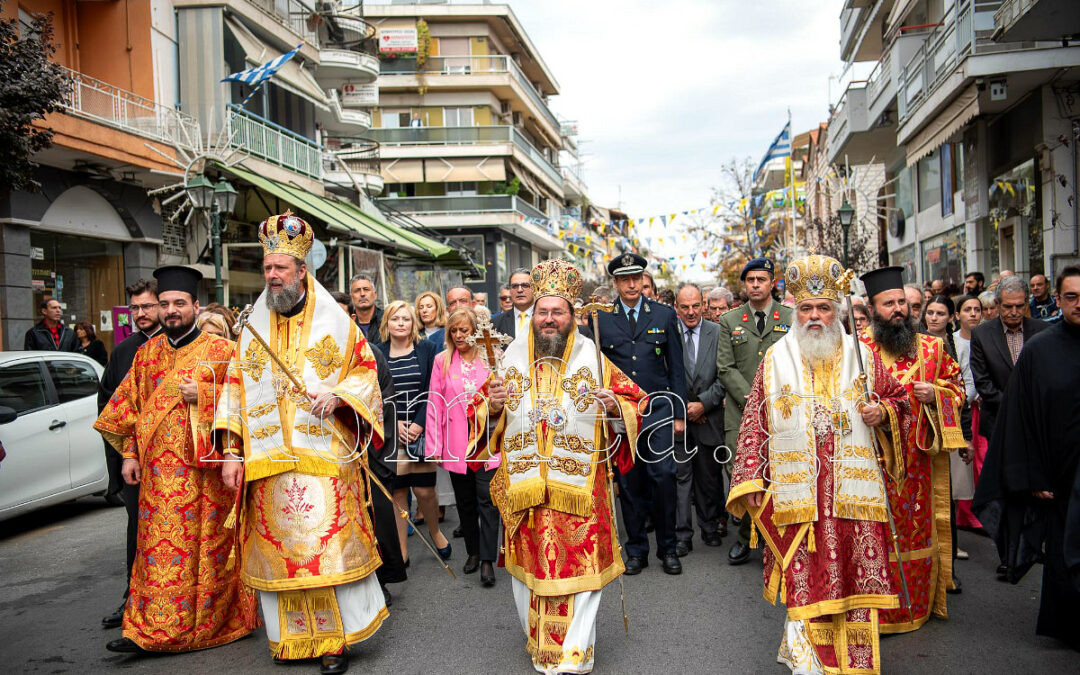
[785,254,852,303]
[531,258,583,304]
[259,211,314,260]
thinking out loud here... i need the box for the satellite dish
[306,239,328,270]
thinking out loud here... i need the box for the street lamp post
[185,175,238,305]
[837,199,855,268]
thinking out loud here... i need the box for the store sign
[341,83,378,106]
[379,27,418,53]
[30,246,44,261]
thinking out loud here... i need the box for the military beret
[740,257,775,281]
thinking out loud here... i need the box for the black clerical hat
[859,266,905,300]
[153,265,202,299]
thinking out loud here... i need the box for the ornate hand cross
[466,317,513,376]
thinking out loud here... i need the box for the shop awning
[225,18,329,111]
[221,164,475,269]
[905,84,980,168]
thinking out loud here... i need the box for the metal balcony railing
[324,136,380,176]
[378,194,546,220]
[61,66,199,146]
[247,0,319,44]
[226,104,322,179]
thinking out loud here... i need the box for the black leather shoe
[381,584,392,607]
[996,563,1008,579]
[106,637,144,653]
[437,542,452,560]
[661,554,683,575]
[463,554,480,574]
[453,525,464,538]
[102,602,125,629]
[947,575,962,595]
[703,531,723,547]
[675,540,692,557]
[728,541,751,565]
[624,556,648,575]
[718,519,729,537]
[480,560,496,587]
[321,653,349,675]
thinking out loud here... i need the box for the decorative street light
[837,198,855,268]
[185,174,238,304]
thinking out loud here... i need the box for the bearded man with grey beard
[859,266,966,635]
[727,255,912,675]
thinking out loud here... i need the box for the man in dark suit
[597,253,687,575]
[970,275,1049,440]
[673,283,726,556]
[492,267,535,339]
[97,279,162,629]
[426,285,474,346]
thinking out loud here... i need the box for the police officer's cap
[740,257,775,281]
[607,253,648,277]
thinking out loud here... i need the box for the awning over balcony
[424,157,506,183]
[222,164,474,269]
[225,17,329,111]
[905,84,980,167]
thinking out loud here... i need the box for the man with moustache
[98,279,163,630]
[94,266,256,653]
[727,255,911,675]
[859,266,965,633]
[214,212,386,674]
[481,259,646,674]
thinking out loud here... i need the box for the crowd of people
[16,210,1076,674]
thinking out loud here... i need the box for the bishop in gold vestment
[480,260,645,675]
[214,213,386,668]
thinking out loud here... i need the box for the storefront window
[896,165,914,219]
[30,232,124,348]
[921,226,967,289]
[989,159,1042,276]
[917,153,941,213]
[891,243,918,284]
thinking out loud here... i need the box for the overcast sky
[512,0,845,219]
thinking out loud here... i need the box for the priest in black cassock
[973,266,1080,651]
[97,278,163,630]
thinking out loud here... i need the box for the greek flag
[221,44,302,86]
[753,120,791,183]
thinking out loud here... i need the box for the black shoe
[381,584,392,607]
[437,542,452,560]
[453,525,464,538]
[463,554,480,574]
[947,575,962,595]
[403,557,410,569]
[996,563,1008,579]
[675,540,692,557]
[321,653,349,675]
[480,561,496,587]
[106,637,144,653]
[101,602,125,629]
[661,554,683,575]
[273,655,288,665]
[703,531,723,547]
[624,556,648,575]
[718,519,729,538]
[728,541,751,565]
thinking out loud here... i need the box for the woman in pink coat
[426,307,501,586]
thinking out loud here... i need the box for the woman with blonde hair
[425,307,500,586]
[414,291,446,340]
[372,300,450,565]
[196,311,232,339]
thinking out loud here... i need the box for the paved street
[1,497,1075,674]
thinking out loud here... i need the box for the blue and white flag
[753,120,791,183]
[222,44,302,86]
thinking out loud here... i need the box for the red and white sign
[379,27,418,53]
[342,83,378,106]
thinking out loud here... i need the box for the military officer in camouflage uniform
[715,257,793,565]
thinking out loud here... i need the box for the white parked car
[0,351,112,521]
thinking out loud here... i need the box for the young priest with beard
[859,267,966,633]
[727,255,912,675]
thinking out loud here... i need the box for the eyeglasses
[128,304,157,314]
[535,309,570,320]
[499,295,511,301]
[510,283,533,290]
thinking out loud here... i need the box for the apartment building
[0,0,191,350]
[363,0,569,300]
[828,0,1080,287]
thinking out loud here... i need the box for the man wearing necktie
[715,257,793,565]
[597,253,688,576]
[494,266,594,340]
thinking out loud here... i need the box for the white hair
[793,300,844,363]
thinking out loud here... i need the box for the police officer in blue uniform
[597,253,688,575]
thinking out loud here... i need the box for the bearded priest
[480,259,647,675]
[859,266,965,633]
[214,212,386,675]
[727,255,912,675]
[94,265,257,654]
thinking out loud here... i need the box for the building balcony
[226,105,323,180]
[367,125,564,195]
[323,138,383,196]
[378,55,562,142]
[994,0,1080,42]
[320,88,373,134]
[317,48,380,85]
[561,165,587,200]
[377,193,562,251]
[840,0,889,63]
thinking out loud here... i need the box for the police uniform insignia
[621,254,634,267]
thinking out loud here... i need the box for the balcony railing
[380,54,561,131]
[226,105,322,179]
[368,125,564,187]
[378,194,546,220]
[324,137,380,176]
[61,66,199,146]
[247,0,318,44]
